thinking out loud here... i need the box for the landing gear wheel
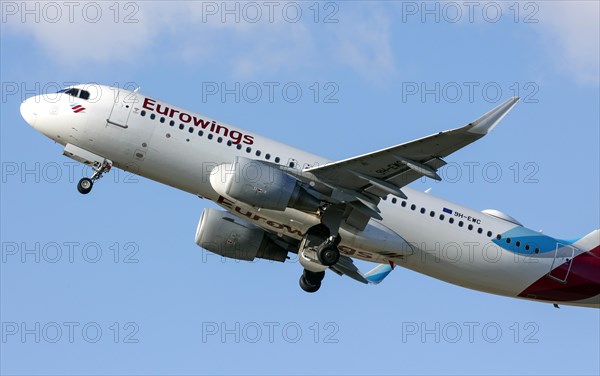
[299,275,321,293]
[303,269,325,282]
[299,269,325,293]
[77,177,93,194]
[317,244,340,266]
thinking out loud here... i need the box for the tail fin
[573,229,600,253]
[364,263,394,285]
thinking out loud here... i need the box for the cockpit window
[58,88,90,100]
[64,88,80,97]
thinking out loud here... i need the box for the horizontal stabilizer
[364,264,394,285]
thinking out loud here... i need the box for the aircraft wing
[304,97,519,227]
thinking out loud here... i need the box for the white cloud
[332,10,396,84]
[2,1,158,66]
[537,2,600,85]
[3,1,397,83]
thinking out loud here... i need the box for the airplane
[19,84,599,308]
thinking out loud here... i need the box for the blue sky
[1,1,599,375]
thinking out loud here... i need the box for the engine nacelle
[209,157,320,212]
[195,208,288,262]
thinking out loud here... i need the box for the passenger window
[275,157,280,163]
[468,224,473,230]
[420,208,426,214]
[429,211,435,217]
[449,218,454,224]
[439,214,445,220]
[410,204,416,210]
[477,228,483,234]
[265,153,270,160]
[487,231,492,237]
[401,201,406,207]
[246,147,252,153]
[391,198,397,204]
[141,110,146,116]
[458,221,464,227]
[256,150,261,156]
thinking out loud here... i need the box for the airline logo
[142,97,254,145]
[70,103,86,113]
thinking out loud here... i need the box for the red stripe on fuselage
[518,246,600,302]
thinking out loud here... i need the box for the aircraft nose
[20,97,38,127]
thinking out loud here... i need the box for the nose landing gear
[77,159,112,194]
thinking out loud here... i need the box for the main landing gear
[77,160,112,194]
[297,219,342,293]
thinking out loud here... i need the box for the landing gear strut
[77,159,112,195]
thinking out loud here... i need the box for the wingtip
[468,97,520,135]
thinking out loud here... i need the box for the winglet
[364,263,394,285]
[468,97,520,135]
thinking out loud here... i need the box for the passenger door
[107,89,135,128]
[548,243,576,283]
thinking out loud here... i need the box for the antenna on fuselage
[133,86,141,93]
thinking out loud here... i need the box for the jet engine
[209,157,320,212]
[195,208,289,262]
